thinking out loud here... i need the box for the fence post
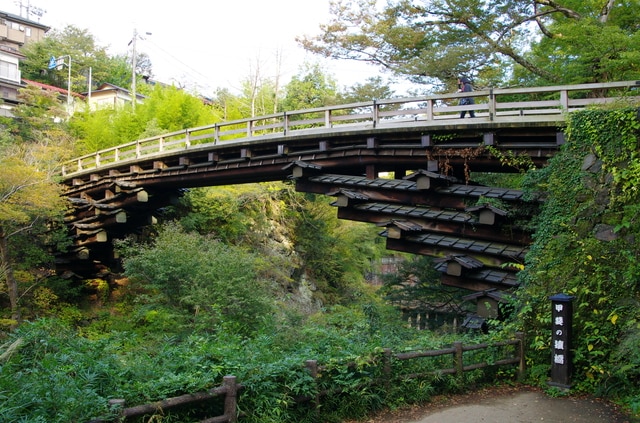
[516,332,526,381]
[305,360,320,415]
[222,375,238,423]
[383,348,392,392]
[453,341,464,377]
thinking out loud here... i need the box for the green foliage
[381,256,470,313]
[281,62,340,110]
[136,84,214,132]
[338,76,396,103]
[527,12,640,84]
[0,319,121,422]
[117,222,273,336]
[69,84,216,154]
[485,145,536,173]
[0,304,519,422]
[301,0,640,88]
[20,25,130,93]
[0,86,72,323]
[179,183,284,245]
[470,172,526,190]
[514,108,640,407]
[178,182,386,307]
[287,192,384,304]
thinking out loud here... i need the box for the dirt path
[345,385,636,423]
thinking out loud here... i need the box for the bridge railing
[62,81,639,176]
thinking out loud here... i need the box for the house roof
[86,82,146,100]
[93,83,128,92]
[22,79,85,98]
[0,11,50,31]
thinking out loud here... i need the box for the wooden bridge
[59,81,639,291]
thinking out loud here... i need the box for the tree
[522,0,640,84]
[69,84,216,154]
[20,25,136,93]
[299,0,640,88]
[0,86,71,325]
[338,76,396,103]
[135,84,214,132]
[281,62,340,110]
[210,87,247,122]
[380,255,469,314]
[118,222,273,335]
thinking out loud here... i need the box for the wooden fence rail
[88,333,524,422]
[88,375,240,423]
[303,332,525,401]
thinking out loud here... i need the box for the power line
[144,40,213,87]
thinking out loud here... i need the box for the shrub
[118,222,274,336]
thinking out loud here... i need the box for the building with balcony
[0,10,49,116]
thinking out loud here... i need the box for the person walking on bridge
[457,77,476,118]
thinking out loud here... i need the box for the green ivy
[514,108,640,411]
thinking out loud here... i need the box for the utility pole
[15,0,46,21]
[48,54,72,116]
[130,28,151,110]
[131,28,138,110]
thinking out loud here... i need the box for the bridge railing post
[560,89,569,111]
[426,99,434,121]
[283,112,289,135]
[247,120,253,137]
[324,109,331,128]
[372,99,379,128]
[214,124,220,144]
[184,129,191,148]
[488,88,496,121]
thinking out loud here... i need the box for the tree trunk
[599,0,616,23]
[0,226,21,325]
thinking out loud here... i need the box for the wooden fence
[89,332,524,422]
[87,376,240,423]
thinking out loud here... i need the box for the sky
[3,0,390,95]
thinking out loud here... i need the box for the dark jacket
[458,78,474,105]
[459,77,473,93]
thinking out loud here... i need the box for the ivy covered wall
[515,107,640,408]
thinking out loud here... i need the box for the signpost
[548,293,575,389]
[48,55,72,114]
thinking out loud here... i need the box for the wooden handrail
[61,81,639,176]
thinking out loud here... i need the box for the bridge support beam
[365,164,377,179]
